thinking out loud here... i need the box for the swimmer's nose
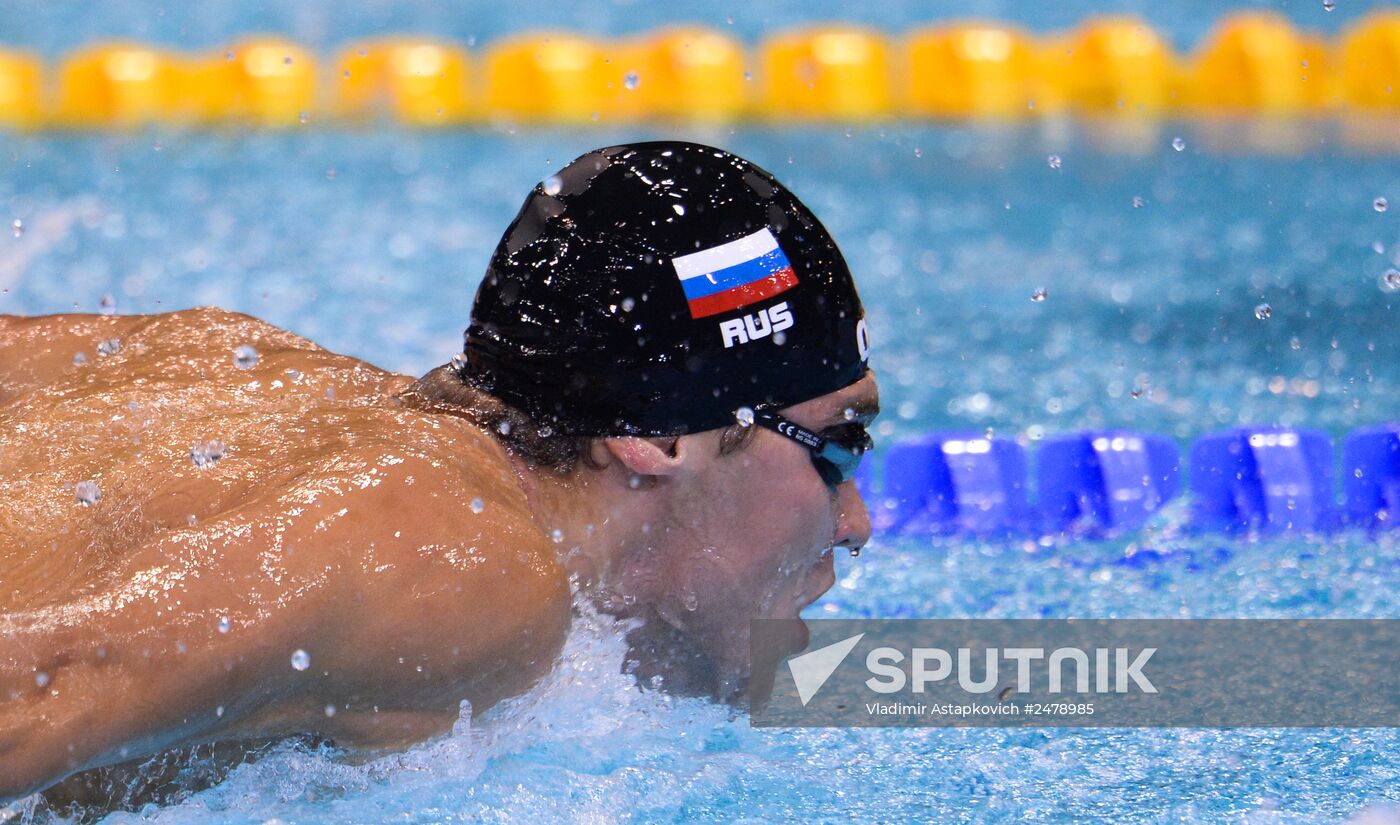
[832,480,872,551]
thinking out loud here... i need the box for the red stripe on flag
[686,267,798,319]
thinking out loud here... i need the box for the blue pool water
[4,0,1400,818]
[4,120,1400,824]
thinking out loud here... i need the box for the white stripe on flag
[672,227,780,281]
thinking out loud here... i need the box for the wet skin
[0,307,878,805]
[0,308,569,801]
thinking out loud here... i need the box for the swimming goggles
[748,408,874,488]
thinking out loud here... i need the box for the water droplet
[35,671,49,688]
[542,176,562,196]
[74,480,101,506]
[627,474,643,489]
[152,140,162,152]
[849,547,861,558]
[843,407,856,421]
[285,368,301,383]
[1290,336,1302,350]
[1373,240,1386,254]
[298,111,309,124]
[497,420,512,436]
[1030,287,1048,302]
[470,497,484,514]
[224,51,236,61]
[682,591,698,611]
[1323,0,1337,10]
[450,353,467,372]
[73,352,87,366]
[1254,303,1273,320]
[621,297,635,312]
[1132,196,1145,208]
[217,616,231,634]
[743,71,753,81]
[290,649,310,671]
[1375,196,1389,213]
[1130,385,1145,398]
[1171,137,1186,152]
[10,219,21,238]
[1047,154,1061,169]
[190,439,228,468]
[913,147,923,158]
[325,168,336,180]
[550,528,564,543]
[324,704,337,717]
[1382,269,1400,292]
[97,338,121,357]
[233,344,259,369]
[283,55,294,65]
[623,71,640,90]
[735,406,755,427]
[672,203,686,216]
[726,14,734,24]
[216,705,225,717]
[99,294,116,315]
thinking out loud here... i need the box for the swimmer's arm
[0,521,327,806]
[0,452,568,801]
[0,503,340,801]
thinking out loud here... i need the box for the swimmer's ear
[602,436,686,477]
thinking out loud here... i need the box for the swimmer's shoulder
[298,418,570,717]
[1,306,412,406]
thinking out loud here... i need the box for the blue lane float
[875,433,1031,536]
[1036,431,1180,535]
[862,422,1400,540]
[1343,424,1400,529]
[1189,427,1337,534]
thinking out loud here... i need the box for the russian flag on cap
[672,227,799,319]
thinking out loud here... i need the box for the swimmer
[0,141,878,804]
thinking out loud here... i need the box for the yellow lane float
[54,43,180,126]
[761,26,893,119]
[485,33,609,123]
[333,39,472,125]
[904,23,1037,118]
[1188,13,1331,114]
[1060,17,1179,115]
[1341,11,1400,109]
[10,15,1400,129]
[0,50,42,129]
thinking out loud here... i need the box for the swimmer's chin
[618,610,812,708]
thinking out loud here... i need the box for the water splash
[74,479,101,505]
[234,345,259,370]
[190,440,228,468]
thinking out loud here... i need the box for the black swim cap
[463,140,869,436]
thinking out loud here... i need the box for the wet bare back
[0,308,569,800]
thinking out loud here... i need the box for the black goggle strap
[752,409,826,450]
[750,409,866,485]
